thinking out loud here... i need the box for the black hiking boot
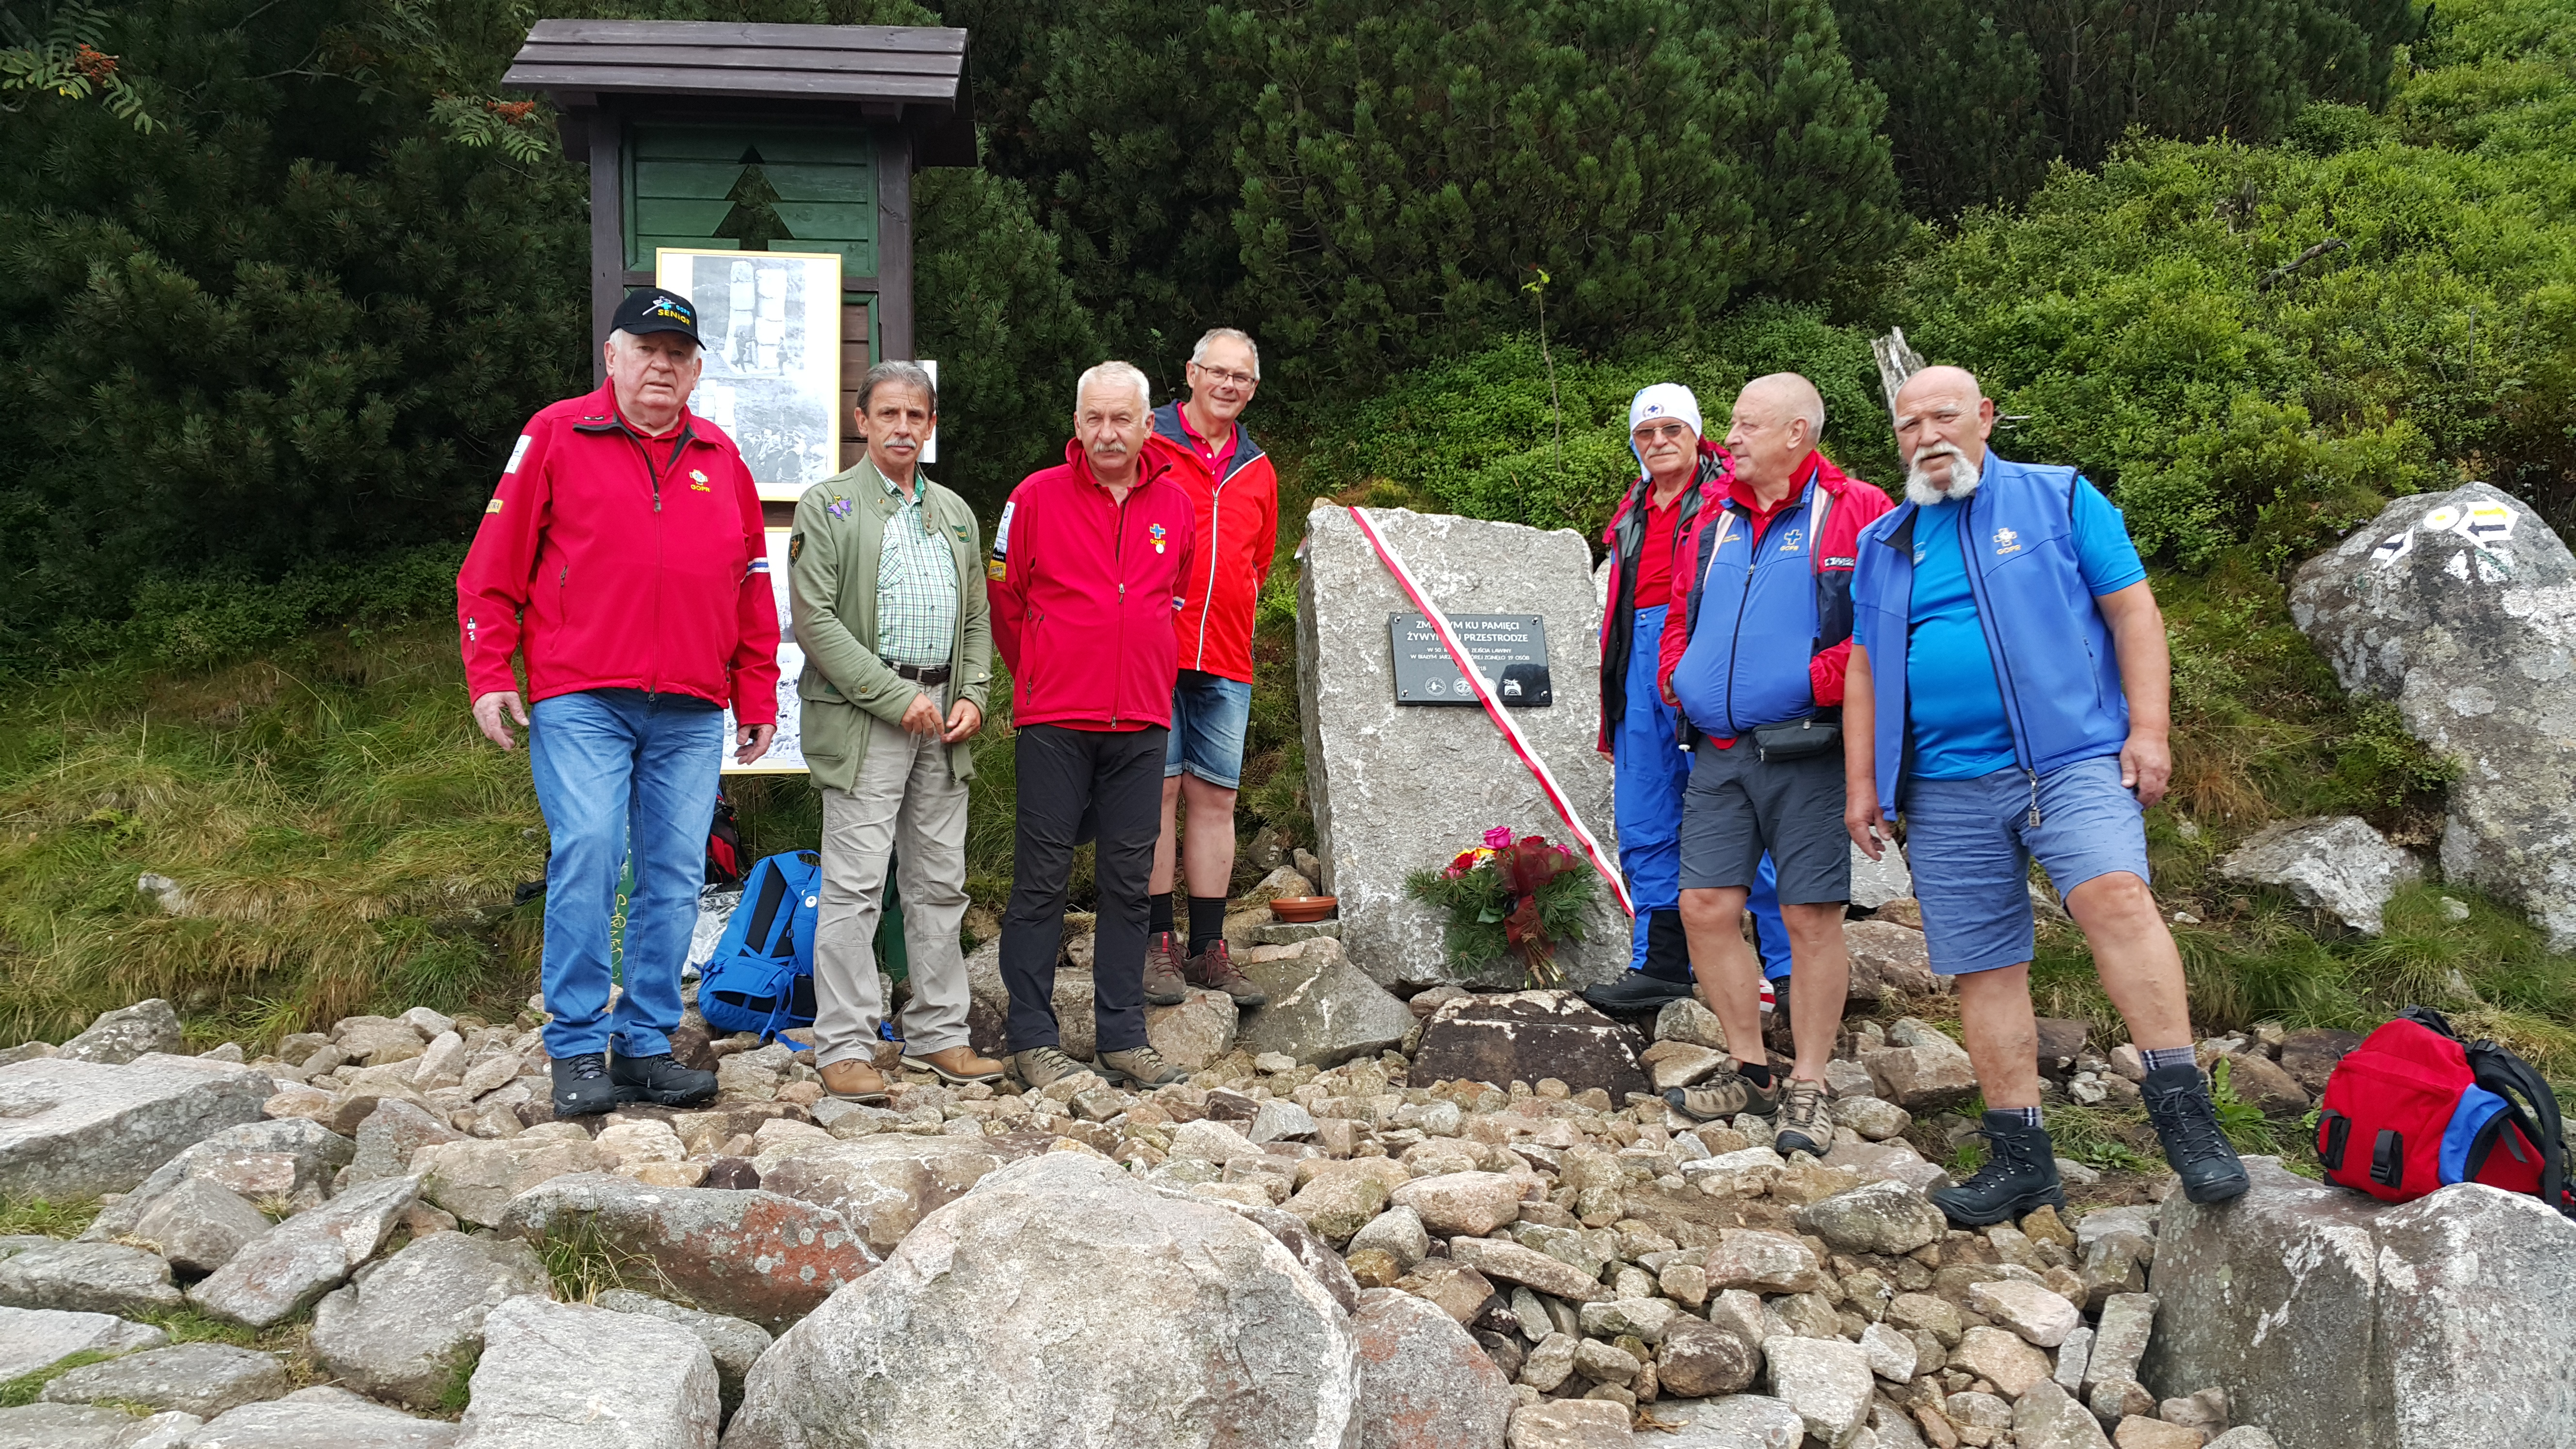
[610,1051,719,1108]
[1930,1111,2067,1227]
[1581,971,1694,1014]
[551,1052,620,1117]
[2143,1062,2252,1204]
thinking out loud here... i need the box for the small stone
[411,1136,604,1228]
[2084,1293,2158,1391]
[1966,1278,2082,1348]
[1577,1298,1677,1344]
[1657,1261,1709,1307]
[1862,1320,1919,1381]
[1652,997,1727,1050]
[1504,1397,1633,1448]
[2113,1417,2205,1449]
[37,1341,289,1418]
[1347,1247,1404,1288]
[1250,1099,1320,1144]
[1798,1180,1948,1256]
[1282,1169,1389,1247]
[1347,1203,1430,1269]
[184,1383,459,1448]
[1447,1238,1610,1303]
[2205,1431,2281,1449]
[2054,1325,2094,1393]
[2090,1379,2157,1424]
[2015,1381,2116,1449]
[187,1174,419,1329]
[1887,1291,1963,1346]
[1830,1095,1914,1141]
[1703,1227,1824,1293]
[1946,1390,2014,1429]
[453,1296,719,1448]
[0,1241,183,1316]
[594,1289,773,1418]
[1572,1336,1641,1386]
[1389,1171,1525,1237]
[1170,1117,1261,1163]
[1766,1336,1877,1447]
[310,1230,549,1410]
[1519,1331,1578,1393]
[1253,1052,1299,1075]
[1653,1315,1758,1398]
[2159,1386,2229,1432]
[1949,1325,2053,1400]
[1409,1262,1498,1325]
[54,1000,185,1065]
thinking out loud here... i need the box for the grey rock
[595,1289,772,1417]
[1860,1022,1978,1112]
[0,1241,183,1315]
[1297,505,1624,989]
[1653,997,1728,1051]
[181,1384,459,1447]
[131,1176,273,1276]
[309,1231,549,1410]
[39,1342,289,1418]
[1234,938,1416,1067]
[1849,840,1913,911]
[1249,920,1342,946]
[1250,1098,1320,1143]
[2054,1323,2094,1393]
[1352,1288,1513,1449]
[1170,1194,1364,1317]
[83,1120,353,1246]
[492,1173,874,1331]
[0,1055,274,1200]
[2289,482,2576,948]
[1842,920,1944,1004]
[755,1134,1004,1256]
[1794,1180,1947,1256]
[1656,1318,1761,1400]
[2012,1380,2115,1449]
[56,1000,185,1065]
[1410,991,1648,1100]
[0,1305,168,1380]
[452,1295,718,1449]
[187,1174,419,1328]
[2217,816,2420,934]
[345,1099,466,1187]
[723,1151,1359,1449]
[412,1137,605,1228]
[1503,1399,1631,1448]
[1647,1395,1808,1449]
[2206,1432,2283,1449]
[1348,1203,1431,1270]
[1762,1337,1876,1448]
[0,1404,201,1449]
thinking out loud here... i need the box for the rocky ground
[0,879,2432,1449]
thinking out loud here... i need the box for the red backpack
[2316,1007,2571,1214]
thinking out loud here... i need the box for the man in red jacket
[1143,327,1277,1010]
[989,361,1199,1092]
[457,289,779,1117]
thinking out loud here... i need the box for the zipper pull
[2027,770,2043,829]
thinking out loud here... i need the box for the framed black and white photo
[655,247,842,500]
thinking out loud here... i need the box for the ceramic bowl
[1268,895,1338,923]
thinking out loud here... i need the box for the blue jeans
[1164,670,1255,789]
[1614,605,1791,978]
[1899,755,2152,974]
[529,689,724,1059]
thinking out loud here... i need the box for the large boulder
[0,1055,274,1199]
[2288,482,2576,949]
[595,1289,773,1418]
[82,1119,352,1246]
[452,1296,719,1449]
[1296,505,1624,991]
[0,1241,182,1315]
[53,1000,184,1065]
[36,1341,289,1418]
[755,1135,1006,1256]
[1410,992,1647,1099]
[184,1384,459,1447]
[187,1174,420,1329]
[1235,939,1416,1067]
[310,1231,550,1410]
[722,1151,1360,1449]
[128,1176,274,1275]
[2145,1159,2576,1448]
[2216,817,2420,934]
[494,1174,875,1331]
[1351,1287,1513,1449]
[0,1305,166,1381]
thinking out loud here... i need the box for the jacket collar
[1150,402,1264,481]
[570,380,702,443]
[1062,436,1171,497]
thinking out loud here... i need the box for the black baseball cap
[612,289,701,345]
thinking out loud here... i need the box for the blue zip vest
[1668,477,1833,738]
[1850,455,2131,815]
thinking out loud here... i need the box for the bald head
[1892,365,1996,502]
[1723,372,1827,499]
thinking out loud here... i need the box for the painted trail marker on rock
[1298,505,1626,991]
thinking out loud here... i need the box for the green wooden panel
[626,121,878,272]
[635,198,736,234]
[773,203,871,240]
[632,161,874,205]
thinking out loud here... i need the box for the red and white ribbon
[1346,506,1635,917]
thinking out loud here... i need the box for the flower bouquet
[1404,826,1600,987]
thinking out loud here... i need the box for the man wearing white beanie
[1586,383,1792,1018]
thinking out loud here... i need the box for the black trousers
[1002,723,1167,1055]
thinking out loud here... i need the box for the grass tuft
[0,1349,111,1408]
[0,1196,102,1239]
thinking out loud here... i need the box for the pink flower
[1482,825,1514,850]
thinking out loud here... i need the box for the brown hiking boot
[903,1044,1006,1084]
[1009,1046,1090,1092]
[1099,1044,1190,1089]
[819,1058,888,1103]
[1141,930,1189,1006]
[1663,1060,1781,1122]
[1771,1078,1834,1158]
[1183,939,1267,1008]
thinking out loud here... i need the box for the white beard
[1904,442,1981,506]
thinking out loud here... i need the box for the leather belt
[891,662,951,684]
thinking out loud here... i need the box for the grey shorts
[1678,739,1852,905]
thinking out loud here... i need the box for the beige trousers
[812,688,974,1066]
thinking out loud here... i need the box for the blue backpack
[697,851,821,1041]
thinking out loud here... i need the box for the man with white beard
[1842,365,2246,1225]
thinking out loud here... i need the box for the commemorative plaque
[1390,612,1552,706]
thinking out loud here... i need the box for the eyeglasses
[1633,422,1693,444]
[1191,363,1257,388]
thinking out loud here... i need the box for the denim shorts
[1898,755,2151,975]
[1165,669,1254,789]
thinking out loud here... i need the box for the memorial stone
[1297,505,1624,990]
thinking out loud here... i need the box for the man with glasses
[1142,328,1278,1010]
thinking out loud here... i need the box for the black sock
[1737,1061,1773,1088]
[1642,910,1693,982]
[1988,1106,2045,1128]
[1149,894,1175,936]
[1189,896,1228,953]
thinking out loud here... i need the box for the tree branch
[2257,237,2346,291]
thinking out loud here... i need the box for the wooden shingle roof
[504,20,969,113]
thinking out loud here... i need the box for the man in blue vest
[1844,365,2247,1225]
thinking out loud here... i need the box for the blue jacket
[1850,454,2131,815]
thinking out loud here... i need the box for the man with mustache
[1844,364,2247,1224]
[1655,374,1892,1158]
[989,362,1199,1092]
[789,361,1000,1102]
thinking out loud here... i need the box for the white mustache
[1904,441,1978,507]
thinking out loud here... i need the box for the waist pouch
[1753,714,1840,763]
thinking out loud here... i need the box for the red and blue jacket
[988,441,1197,731]
[1148,402,1278,685]
[1656,451,1893,746]
[1595,442,1725,753]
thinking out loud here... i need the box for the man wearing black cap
[458,290,782,1116]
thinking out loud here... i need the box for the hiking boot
[1930,1111,2067,1227]
[610,1051,718,1108]
[2143,1062,2252,1204]
[1183,939,1267,1007]
[1010,1046,1090,1092]
[550,1052,619,1117]
[819,1058,888,1103]
[1664,1061,1780,1123]
[1579,972,1694,1014]
[1141,931,1189,1007]
[1099,1045,1190,1089]
[1772,1078,1834,1159]
[903,1045,1006,1084]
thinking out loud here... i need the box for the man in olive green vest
[789,360,1000,1101]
